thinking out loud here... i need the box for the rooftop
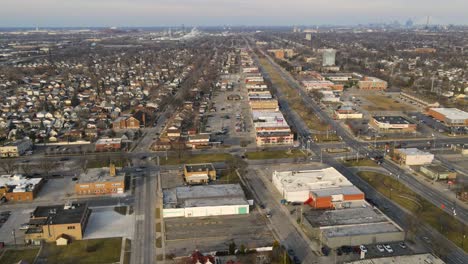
[396,148,432,156]
[77,167,125,184]
[373,115,414,125]
[95,138,122,145]
[184,163,215,173]
[0,174,42,193]
[163,184,247,209]
[304,205,388,227]
[273,167,353,192]
[29,202,89,225]
[429,108,468,120]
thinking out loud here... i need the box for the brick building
[75,164,126,195]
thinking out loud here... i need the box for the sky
[0,0,467,27]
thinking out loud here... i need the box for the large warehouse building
[273,168,364,208]
[427,108,468,127]
[303,204,405,248]
[163,184,250,218]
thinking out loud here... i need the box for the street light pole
[11,229,16,247]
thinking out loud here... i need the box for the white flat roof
[273,167,353,192]
[163,184,247,208]
[430,108,468,120]
[396,148,432,156]
[0,174,42,193]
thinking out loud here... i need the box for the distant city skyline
[1,0,468,27]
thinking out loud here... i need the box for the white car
[376,244,385,253]
[359,245,367,253]
[383,244,393,253]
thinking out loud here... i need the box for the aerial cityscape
[0,1,467,264]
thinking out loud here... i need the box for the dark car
[293,256,300,264]
[288,249,295,256]
[72,177,78,181]
[321,246,331,256]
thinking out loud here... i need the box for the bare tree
[78,157,89,174]
[39,160,59,177]
[0,159,19,174]
[21,163,35,176]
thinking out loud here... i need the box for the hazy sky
[1,0,467,27]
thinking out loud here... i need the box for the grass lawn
[40,238,122,264]
[0,248,39,264]
[362,95,416,112]
[357,171,468,252]
[159,153,233,165]
[258,58,329,132]
[217,169,241,184]
[246,149,306,160]
[343,159,378,167]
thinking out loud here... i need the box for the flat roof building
[370,116,417,133]
[25,202,91,244]
[163,184,249,218]
[394,148,434,166]
[75,165,125,195]
[0,139,32,158]
[0,174,43,202]
[183,163,216,184]
[427,108,468,127]
[303,203,404,248]
[358,77,387,91]
[273,168,364,207]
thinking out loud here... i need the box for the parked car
[19,224,29,230]
[383,244,393,253]
[376,245,385,253]
[288,249,295,256]
[398,242,407,249]
[359,245,367,253]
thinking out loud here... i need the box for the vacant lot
[357,171,468,252]
[38,237,122,264]
[0,248,39,264]
[362,95,416,112]
[165,212,273,256]
[160,153,233,165]
[246,149,306,160]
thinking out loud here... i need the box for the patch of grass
[357,171,468,252]
[246,149,306,160]
[41,238,122,264]
[159,153,233,165]
[362,95,415,111]
[0,248,39,264]
[343,159,378,167]
[217,169,241,184]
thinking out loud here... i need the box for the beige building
[183,163,216,184]
[394,148,434,165]
[25,202,91,244]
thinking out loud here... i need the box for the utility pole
[12,229,16,247]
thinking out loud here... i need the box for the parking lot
[84,206,134,239]
[206,74,256,147]
[35,177,75,201]
[165,211,273,256]
[0,209,33,245]
[355,242,414,258]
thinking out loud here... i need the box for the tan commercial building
[183,163,216,184]
[25,202,91,244]
[358,77,388,90]
[370,116,417,133]
[0,174,43,201]
[394,148,434,166]
[75,164,126,195]
[249,100,279,111]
